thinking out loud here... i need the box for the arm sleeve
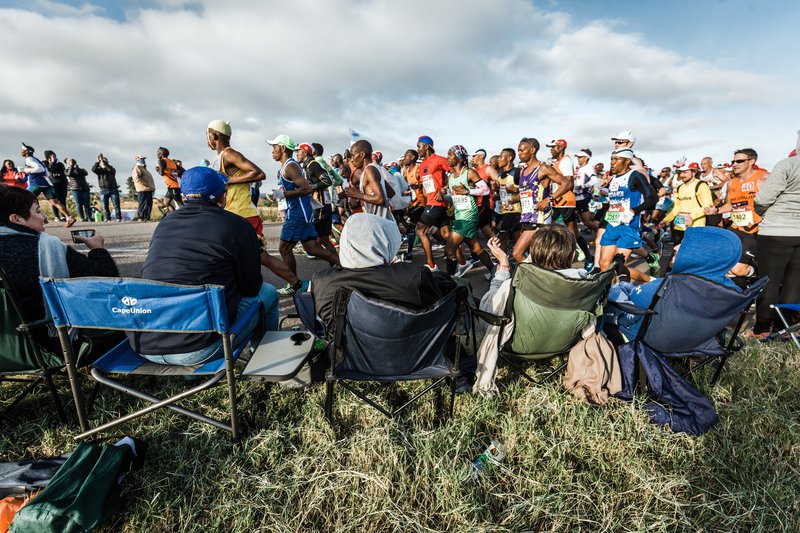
[468,180,490,196]
[630,172,657,214]
[91,163,101,175]
[65,248,120,278]
[755,166,785,215]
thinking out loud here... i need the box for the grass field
[1,338,798,532]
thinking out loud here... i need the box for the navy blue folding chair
[40,277,262,442]
[764,303,800,349]
[324,286,468,425]
[618,273,768,386]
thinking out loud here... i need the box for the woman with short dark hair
[0,186,118,353]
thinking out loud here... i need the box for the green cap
[266,134,297,150]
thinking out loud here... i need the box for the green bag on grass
[9,442,132,533]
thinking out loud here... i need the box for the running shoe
[576,247,585,262]
[403,254,413,263]
[454,262,474,278]
[425,264,439,272]
[63,217,76,228]
[277,280,311,296]
[431,243,445,251]
[646,253,661,276]
[584,257,595,272]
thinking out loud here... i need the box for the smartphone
[70,229,96,243]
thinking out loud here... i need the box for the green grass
[1,340,798,532]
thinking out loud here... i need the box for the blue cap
[180,166,228,200]
[417,135,434,148]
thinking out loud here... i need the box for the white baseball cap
[611,131,636,143]
[611,148,636,159]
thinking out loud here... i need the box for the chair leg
[42,370,68,423]
[536,359,568,385]
[324,380,334,425]
[499,353,537,383]
[710,356,727,385]
[448,377,456,419]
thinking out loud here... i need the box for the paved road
[45,219,662,310]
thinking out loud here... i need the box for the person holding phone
[0,186,118,353]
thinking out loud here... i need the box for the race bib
[731,209,754,227]
[673,212,689,230]
[452,194,471,211]
[605,204,626,226]
[422,175,435,194]
[498,186,510,204]
[323,189,332,205]
[278,198,288,211]
[520,189,534,214]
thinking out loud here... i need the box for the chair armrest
[16,318,53,332]
[230,301,262,338]
[608,301,656,316]
[472,308,510,327]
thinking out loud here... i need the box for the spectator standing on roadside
[43,150,68,222]
[752,133,800,338]
[65,158,91,222]
[131,155,156,222]
[92,153,121,222]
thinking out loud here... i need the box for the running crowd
[1,123,798,374]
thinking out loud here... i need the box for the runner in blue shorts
[597,148,657,282]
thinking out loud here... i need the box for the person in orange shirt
[156,146,183,211]
[705,148,768,278]
[400,148,424,262]
[414,135,452,271]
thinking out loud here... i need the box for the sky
[1,0,797,193]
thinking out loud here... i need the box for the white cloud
[0,0,795,190]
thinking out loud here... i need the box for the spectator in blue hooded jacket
[609,226,742,340]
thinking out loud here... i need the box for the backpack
[563,331,621,405]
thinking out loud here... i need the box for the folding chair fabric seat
[504,264,615,359]
[39,276,260,442]
[325,286,466,423]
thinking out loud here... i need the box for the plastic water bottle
[467,439,505,480]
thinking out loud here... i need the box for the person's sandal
[63,217,77,228]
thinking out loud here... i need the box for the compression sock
[446,259,458,275]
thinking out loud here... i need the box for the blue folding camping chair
[765,304,800,349]
[40,277,263,442]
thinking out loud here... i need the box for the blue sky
[1,0,796,190]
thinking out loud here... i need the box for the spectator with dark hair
[65,158,91,221]
[43,151,68,222]
[0,186,118,353]
[2,159,26,188]
[92,153,122,222]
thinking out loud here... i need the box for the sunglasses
[613,140,627,145]
[731,158,751,164]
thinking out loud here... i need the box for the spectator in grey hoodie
[753,131,800,336]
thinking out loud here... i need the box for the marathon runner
[704,148,767,279]
[663,162,713,245]
[442,145,495,276]
[495,147,521,251]
[268,133,340,293]
[206,120,304,292]
[511,137,571,263]
[156,146,183,212]
[400,148,424,262]
[18,143,76,227]
[596,147,658,281]
[415,135,451,271]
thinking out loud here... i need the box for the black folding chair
[0,266,68,423]
[324,286,468,425]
